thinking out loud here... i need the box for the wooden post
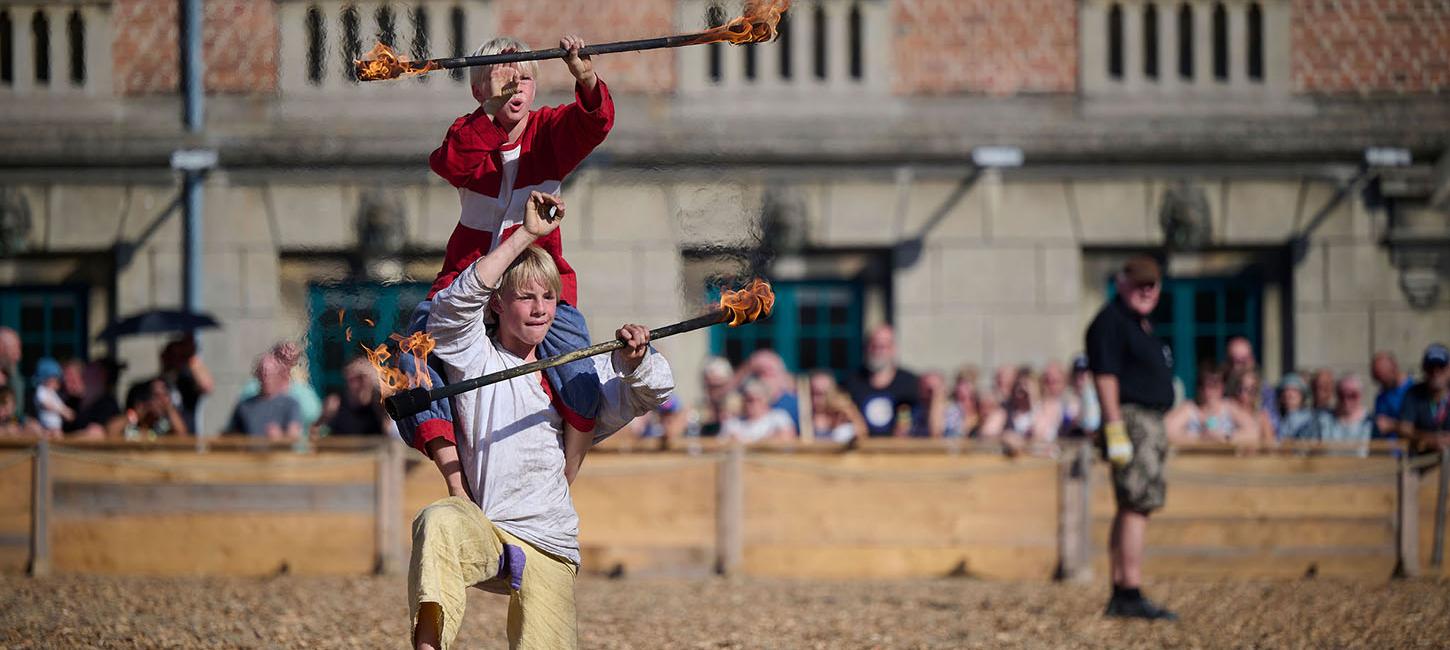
[1056,443,1093,582]
[796,376,814,444]
[1433,447,1449,568]
[374,439,405,575]
[715,444,744,577]
[1395,453,1421,579]
[29,439,51,577]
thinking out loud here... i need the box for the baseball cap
[1423,343,1450,369]
[1122,255,1162,287]
[1071,355,1090,373]
[33,357,62,383]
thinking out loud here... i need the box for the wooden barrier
[0,438,1445,580]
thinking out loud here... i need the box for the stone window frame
[678,0,890,96]
[280,0,488,95]
[0,0,112,97]
[1081,0,1289,102]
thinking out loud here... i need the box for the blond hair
[469,36,537,98]
[498,246,562,298]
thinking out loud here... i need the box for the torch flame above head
[355,42,440,81]
[691,0,792,46]
[719,278,776,327]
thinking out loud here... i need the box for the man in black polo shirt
[1085,255,1177,621]
[1399,343,1450,454]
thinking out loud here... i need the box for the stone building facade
[1,0,1447,431]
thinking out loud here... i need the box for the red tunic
[427,79,614,305]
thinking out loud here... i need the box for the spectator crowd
[620,324,1450,458]
[0,327,394,441]
[2,321,1447,458]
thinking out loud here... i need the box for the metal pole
[183,173,203,312]
[1433,447,1449,568]
[182,0,204,132]
[181,0,206,441]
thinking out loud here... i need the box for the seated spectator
[1227,368,1275,446]
[75,358,124,436]
[1226,335,1280,433]
[721,378,795,444]
[806,374,858,443]
[107,377,190,440]
[1166,366,1248,444]
[321,357,391,436]
[59,359,87,434]
[1070,355,1102,435]
[56,358,122,438]
[227,354,303,440]
[1398,343,1450,454]
[1371,351,1414,438]
[159,335,214,434]
[976,378,1005,440]
[645,395,689,442]
[1313,374,1374,456]
[0,327,24,423]
[1275,373,1317,440]
[30,358,72,437]
[990,364,1018,406]
[806,371,866,443]
[1309,368,1336,414]
[910,371,947,438]
[0,385,23,436]
[846,325,920,437]
[692,356,739,437]
[990,368,1061,457]
[238,341,323,432]
[943,367,981,438]
[742,349,800,428]
[615,395,689,448]
[1037,361,1079,440]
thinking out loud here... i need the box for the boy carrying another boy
[400,34,613,484]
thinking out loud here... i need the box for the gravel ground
[3,575,1448,649]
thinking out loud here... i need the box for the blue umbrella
[98,310,220,339]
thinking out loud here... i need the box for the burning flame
[719,278,775,327]
[355,42,440,82]
[360,331,437,400]
[688,0,792,46]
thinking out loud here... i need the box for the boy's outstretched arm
[538,35,615,175]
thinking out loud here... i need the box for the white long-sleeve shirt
[425,259,674,564]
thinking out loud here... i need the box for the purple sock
[498,543,527,592]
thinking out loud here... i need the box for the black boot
[1105,587,1178,621]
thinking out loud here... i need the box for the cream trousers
[409,496,578,650]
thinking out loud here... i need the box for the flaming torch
[383,279,775,421]
[355,0,790,81]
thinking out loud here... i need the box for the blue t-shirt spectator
[1374,376,1413,437]
[773,391,800,431]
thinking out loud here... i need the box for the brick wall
[493,0,677,94]
[112,0,277,96]
[893,0,1077,95]
[113,0,178,95]
[1293,0,1450,94]
[204,1,279,94]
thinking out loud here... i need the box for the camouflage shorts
[1112,404,1169,513]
